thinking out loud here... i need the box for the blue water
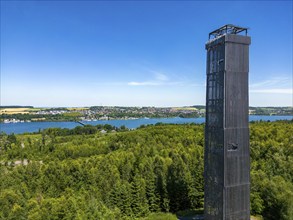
[0,115,292,135]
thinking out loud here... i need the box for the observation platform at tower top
[209,24,248,40]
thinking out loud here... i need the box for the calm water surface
[0,115,292,134]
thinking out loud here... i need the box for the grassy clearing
[251,216,263,220]
[62,112,83,117]
[172,107,198,111]
[27,108,43,112]
[67,107,89,111]
[142,213,178,220]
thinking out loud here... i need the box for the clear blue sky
[1,1,292,107]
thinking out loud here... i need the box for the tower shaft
[204,25,251,220]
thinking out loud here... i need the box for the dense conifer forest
[0,121,292,219]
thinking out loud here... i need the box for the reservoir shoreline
[0,115,292,135]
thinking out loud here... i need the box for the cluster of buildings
[88,106,205,119]
[1,106,205,123]
[35,110,68,115]
[3,119,30,123]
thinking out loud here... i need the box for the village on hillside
[0,106,292,123]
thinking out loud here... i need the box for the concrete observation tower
[204,24,251,220]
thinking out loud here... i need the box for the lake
[0,115,292,134]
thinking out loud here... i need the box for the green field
[0,108,32,115]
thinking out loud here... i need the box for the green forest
[0,121,292,220]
